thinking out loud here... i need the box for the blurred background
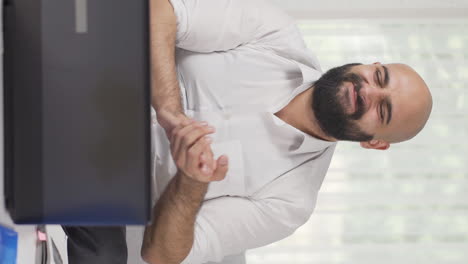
[246,0,468,263]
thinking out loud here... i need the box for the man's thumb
[211,155,228,181]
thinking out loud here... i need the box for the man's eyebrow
[382,65,390,87]
[385,97,392,125]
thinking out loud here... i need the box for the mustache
[343,73,366,120]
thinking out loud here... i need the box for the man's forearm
[142,172,209,264]
[149,0,184,115]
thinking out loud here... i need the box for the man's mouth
[347,82,357,113]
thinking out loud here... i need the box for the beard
[312,63,373,142]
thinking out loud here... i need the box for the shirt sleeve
[181,146,336,264]
[181,196,309,264]
[167,0,294,53]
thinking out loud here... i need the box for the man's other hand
[170,120,229,183]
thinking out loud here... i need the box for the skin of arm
[150,0,216,173]
[144,1,227,262]
[142,120,229,264]
[141,171,209,264]
[149,0,186,132]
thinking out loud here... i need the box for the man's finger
[171,121,201,158]
[187,136,213,174]
[211,155,229,181]
[201,146,216,173]
[169,119,194,146]
[178,124,215,156]
[170,119,195,144]
[203,145,216,171]
[177,126,214,171]
[170,120,197,168]
[172,122,214,170]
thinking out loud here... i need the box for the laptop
[3,0,151,225]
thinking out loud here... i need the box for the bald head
[375,63,432,143]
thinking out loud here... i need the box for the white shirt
[146,0,337,263]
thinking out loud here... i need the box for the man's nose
[360,82,386,107]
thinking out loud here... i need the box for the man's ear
[360,139,390,150]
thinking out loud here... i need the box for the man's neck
[274,87,336,142]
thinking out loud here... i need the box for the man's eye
[377,70,382,86]
[380,103,384,122]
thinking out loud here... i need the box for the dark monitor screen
[3,0,151,225]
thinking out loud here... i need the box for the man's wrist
[174,172,209,204]
[155,107,189,135]
[176,171,210,190]
[154,103,184,116]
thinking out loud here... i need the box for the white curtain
[246,19,468,264]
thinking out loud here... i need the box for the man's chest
[153,110,321,200]
[175,47,303,112]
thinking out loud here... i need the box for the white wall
[269,0,468,19]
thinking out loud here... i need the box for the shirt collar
[285,121,336,154]
[293,131,337,154]
[296,61,323,86]
[269,113,336,154]
[269,48,336,153]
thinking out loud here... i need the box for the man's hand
[170,119,229,183]
[142,118,228,264]
[157,109,225,181]
[156,108,190,138]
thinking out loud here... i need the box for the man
[139,0,433,263]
